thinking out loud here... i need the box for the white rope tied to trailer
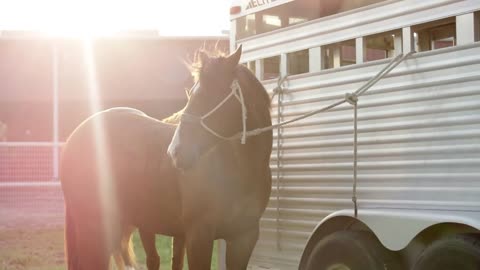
[275,75,286,251]
[271,75,288,100]
[348,93,359,218]
[344,92,359,217]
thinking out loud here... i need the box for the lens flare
[82,38,118,249]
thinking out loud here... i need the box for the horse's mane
[162,48,226,125]
[192,48,271,110]
[190,49,227,83]
[162,108,184,124]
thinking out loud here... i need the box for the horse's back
[65,107,159,141]
[61,107,185,235]
[60,107,177,212]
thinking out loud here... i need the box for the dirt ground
[0,184,218,270]
[0,184,65,270]
[0,227,65,270]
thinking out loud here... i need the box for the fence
[0,142,63,182]
[0,142,64,228]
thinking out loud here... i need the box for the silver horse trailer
[228,0,480,269]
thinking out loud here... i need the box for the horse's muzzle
[167,143,195,171]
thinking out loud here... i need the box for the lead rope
[275,76,285,251]
[345,93,359,218]
[238,52,412,139]
[353,98,358,218]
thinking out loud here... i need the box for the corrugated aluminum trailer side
[229,0,480,269]
[248,42,480,269]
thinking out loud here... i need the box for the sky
[0,0,232,36]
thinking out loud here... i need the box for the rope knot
[272,87,282,95]
[271,75,288,100]
[345,92,358,105]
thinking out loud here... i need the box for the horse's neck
[218,102,272,177]
[229,131,272,171]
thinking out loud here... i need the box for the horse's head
[167,46,246,170]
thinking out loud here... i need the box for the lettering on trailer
[246,0,278,10]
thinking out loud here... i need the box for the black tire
[413,234,480,270]
[304,231,400,270]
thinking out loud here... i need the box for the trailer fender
[299,209,480,269]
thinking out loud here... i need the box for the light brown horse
[60,46,272,270]
[61,107,185,270]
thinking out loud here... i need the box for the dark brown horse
[167,45,272,269]
[60,46,272,270]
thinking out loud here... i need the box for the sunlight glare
[82,38,118,248]
[0,0,230,37]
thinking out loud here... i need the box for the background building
[0,33,229,142]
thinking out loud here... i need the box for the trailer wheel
[304,231,399,270]
[413,235,480,270]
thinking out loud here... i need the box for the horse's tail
[64,204,111,270]
[125,231,136,267]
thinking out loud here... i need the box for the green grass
[0,227,218,270]
[131,231,218,270]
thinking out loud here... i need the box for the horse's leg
[185,225,215,270]
[225,226,260,270]
[139,229,160,270]
[117,225,137,270]
[172,236,186,270]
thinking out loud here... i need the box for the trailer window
[236,14,256,40]
[263,55,280,80]
[365,30,402,62]
[262,14,282,32]
[323,40,356,69]
[235,0,388,39]
[413,18,456,52]
[288,49,309,75]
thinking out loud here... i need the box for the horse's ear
[227,45,242,68]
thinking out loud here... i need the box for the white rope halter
[180,79,249,144]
